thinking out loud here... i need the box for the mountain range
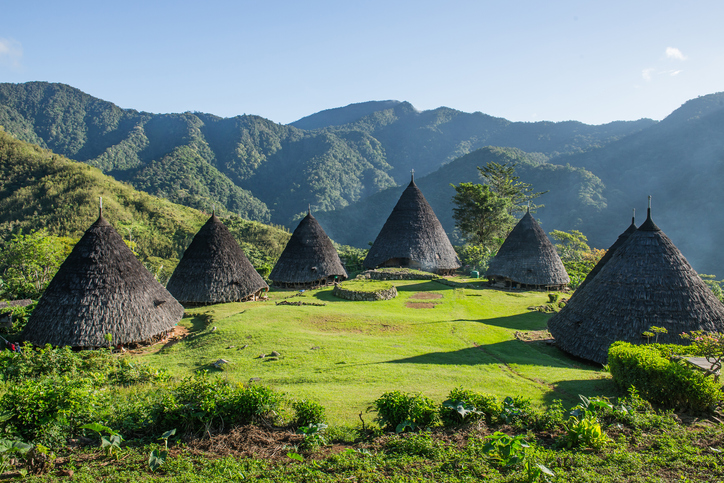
[1,81,724,276]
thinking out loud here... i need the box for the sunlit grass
[137,278,613,424]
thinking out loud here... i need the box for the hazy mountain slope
[0,128,289,264]
[315,101,656,183]
[291,100,402,130]
[552,92,724,275]
[0,83,399,225]
[0,82,652,228]
[316,147,606,249]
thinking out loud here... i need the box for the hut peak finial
[308,204,311,215]
[411,169,415,182]
[527,200,531,213]
[632,208,635,224]
[99,196,103,218]
[647,196,652,219]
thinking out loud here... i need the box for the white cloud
[642,68,654,82]
[0,38,23,69]
[666,47,687,61]
[669,70,682,76]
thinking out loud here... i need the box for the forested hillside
[316,147,606,247]
[0,128,290,267]
[0,82,650,227]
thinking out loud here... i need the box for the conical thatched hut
[548,204,724,364]
[486,209,569,290]
[574,213,637,294]
[363,175,461,275]
[22,212,184,348]
[269,210,347,288]
[166,213,269,305]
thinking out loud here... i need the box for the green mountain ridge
[3,81,724,275]
[0,82,650,227]
[0,128,290,267]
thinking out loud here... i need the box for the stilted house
[269,209,347,288]
[166,213,269,305]
[22,207,184,348]
[363,174,461,275]
[486,208,569,290]
[548,200,724,364]
[573,211,637,295]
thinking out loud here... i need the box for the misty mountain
[0,82,649,227]
[2,81,724,275]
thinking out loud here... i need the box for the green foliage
[297,423,328,450]
[451,182,513,252]
[700,274,724,302]
[482,431,528,467]
[550,230,605,288]
[681,330,724,378]
[549,229,590,262]
[335,244,368,276]
[293,399,327,427]
[454,244,493,272]
[373,391,439,432]
[607,341,722,412]
[560,395,611,450]
[384,431,439,458]
[0,344,168,385]
[149,429,176,472]
[478,161,546,215]
[0,374,111,445]
[0,129,290,271]
[80,423,123,458]
[0,230,75,299]
[154,373,282,435]
[440,387,502,426]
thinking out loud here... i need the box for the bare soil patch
[406,302,437,309]
[409,292,443,300]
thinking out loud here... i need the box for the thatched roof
[269,210,347,284]
[486,210,569,287]
[363,177,461,273]
[574,215,637,294]
[166,213,269,305]
[22,214,183,348]
[548,207,724,364]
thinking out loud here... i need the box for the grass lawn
[137,278,615,424]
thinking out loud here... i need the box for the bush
[374,391,438,432]
[440,387,501,426]
[293,399,326,427]
[0,375,111,445]
[608,341,722,412]
[154,373,282,436]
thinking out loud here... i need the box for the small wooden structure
[269,209,348,289]
[548,200,724,364]
[22,207,183,348]
[486,209,569,290]
[166,213,268,305]
[364,173,460,275]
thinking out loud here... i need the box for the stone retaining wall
[362,269,438,281]
[332,285,398,301]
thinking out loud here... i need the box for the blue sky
[1,1,722,125]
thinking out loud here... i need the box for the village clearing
[135,278,614,424]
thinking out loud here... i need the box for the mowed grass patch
[137,280,616,424]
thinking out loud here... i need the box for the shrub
[154,373,282,436]
[608,341,722,412]
[374,391,438,432]
[292,399,326,427]
[440,387,501,426]
[0,375,111,445]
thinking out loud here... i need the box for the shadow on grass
[382,339,581,369]
[395,281,456,292]
[544,378,619,406]
[455,311,551,331]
